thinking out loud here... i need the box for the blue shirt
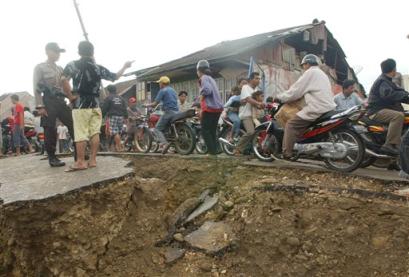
[334,92,363,111]
[155,86,179,112]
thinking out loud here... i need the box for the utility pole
[73,0,89,41]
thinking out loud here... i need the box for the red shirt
[13,103,24,126]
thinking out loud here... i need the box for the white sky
[0,0,408,95]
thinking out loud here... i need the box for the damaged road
[2,156,409,276]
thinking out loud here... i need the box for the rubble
[184,221,236,255]
[2,156,409,276]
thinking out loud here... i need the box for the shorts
[108,116,124,135]
[13,125,29,148]
[72,108,102,142]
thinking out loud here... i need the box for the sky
[0,0,408,95]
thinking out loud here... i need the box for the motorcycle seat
[313,110,342,124]
[170,109,196,123]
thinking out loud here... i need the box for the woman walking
[197,60,223,156]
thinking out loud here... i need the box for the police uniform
[33,59,74,163]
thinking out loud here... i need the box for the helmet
[128,97,136,104]
[301,54,321,66]
[196,60,210,70]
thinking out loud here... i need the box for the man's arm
[275,70,311,103]
[200,77,212,96]
[33,65,44,108]
[241,86,264,108]
[379,82,409,103]
[115,61,134,80]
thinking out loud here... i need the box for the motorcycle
[24,126,40,152]
[257,104,366,172]
[355,110,409,168]
[125,114,153,153]
[218,103,275,156]
[144,106,197,155]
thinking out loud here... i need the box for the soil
[2,156,409,276]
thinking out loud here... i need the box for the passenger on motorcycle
[145,76,179,153]
[275,54,336,159]
[223,86,241,141]
[235,72,265,155]
[367,59,409,155]
[334,80,364,111]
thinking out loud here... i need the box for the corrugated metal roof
[132,23,319,80]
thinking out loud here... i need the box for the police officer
[33,42,75,167]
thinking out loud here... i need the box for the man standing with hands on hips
[33,42,76,167]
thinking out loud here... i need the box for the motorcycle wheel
[134,128,152,153]
[219,127,236,156]
[252,128,276,162]
[174,123,196,155]
[324,128,365,172]
[195,133,208,154]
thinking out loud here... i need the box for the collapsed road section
[1,156,409,276]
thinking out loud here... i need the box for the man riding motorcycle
[274,54,336,159]
[366,58,409,156]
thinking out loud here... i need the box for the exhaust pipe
[365,149,391,158]
[218,137,234,147]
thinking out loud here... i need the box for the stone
[345,226,357,237]
[286,237,301,247]
[173,233,184,242]
[199,262,213,272]
[164,247,186,264]
[271,207,282,213]
[184,221,236,255]
[75,268,89,277]
[372,236,389,249]
[223,201,234,209]
[185,195,219,223]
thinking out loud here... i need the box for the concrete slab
[0,154,133,205]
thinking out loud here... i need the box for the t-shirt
[24,111,35,127]
[239,85,256,119]
[155,86,179,112]
[13,103,24,126]
[57,125,69,140]
[334,92,363,111]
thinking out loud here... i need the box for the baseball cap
[45,42,66,53]
[128,97,137,103]
[156,76,170,84]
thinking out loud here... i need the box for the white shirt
[24,111,35,128]
[239,84,257,119]
[275,66,336,121]
[57,125,68,140]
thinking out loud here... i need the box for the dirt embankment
[1,157,409,276]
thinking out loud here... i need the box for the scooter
[355,110,409,168]
[258,105,366,172]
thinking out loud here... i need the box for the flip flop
[65,165,88,173]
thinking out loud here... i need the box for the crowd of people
[1,40,409,179]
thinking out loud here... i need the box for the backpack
[75,59,101,96]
